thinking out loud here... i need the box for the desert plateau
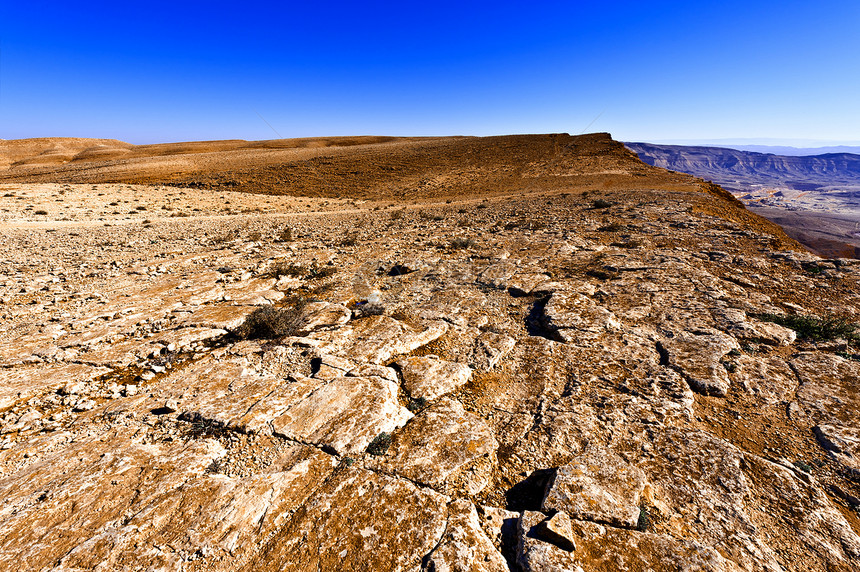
[0,133,859,571]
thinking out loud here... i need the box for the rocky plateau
[0,133,859,571]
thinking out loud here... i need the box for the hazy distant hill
[726,144,860,156]
[625,142,860,191]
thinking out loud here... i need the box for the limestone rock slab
[396,356,473,400]
[543,290,621,342]
[571,520,730,572]
[543,449,647,529]
[295,301,351,334]
[659,329,739,397]
[271,375,412,455]
[376,397,498,494]
[791,353,860,427]
[306,315,447,364]
[471,331,516,370]
[0,363,110,411]
[180,303,257,331]
[421,499,508,572]
[517,510,580,572]
[814,424,860,478]
[240,467,449,572]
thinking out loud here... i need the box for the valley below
[627,142,860,258]
[1,133,859,571]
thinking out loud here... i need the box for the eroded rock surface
[1,133,859,571]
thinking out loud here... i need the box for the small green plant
[366,432,392,456]
[754,313,860,344]
[720,359,737,373]
[793,460,812,473]
[407,397,428,412]
[235,301,307,340]
[636,505,651,532]
[353,301,385,319]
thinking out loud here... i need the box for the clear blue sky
[1,0,858,144]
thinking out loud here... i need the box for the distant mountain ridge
[625,142,860,191]
[726,144,860,156]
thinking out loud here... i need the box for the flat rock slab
[422,499,508,572]
[543,290,621,342]
[180,303,257,330]
[224,277,283,305]
[0,363,110,411]
[712,307,796,346]
[305,315,447,364]
[543,449,647,529]
[417,288,489,328]
[571,520,729,572]
[659,329,739,397]
[792,353,860,427]
[74,337,158,366]
[271,375,412,455]
[296,301,351,335]
[0,434,336,571]
[375,397,497,494]
[814,424,860,478]
[160,355,280,431]
[0,434,223,570]
[478,261,518,289]
[240,467,450,572]
[396,356,472,400]
[471,331,516,370]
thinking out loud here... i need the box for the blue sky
[1,0,858,144]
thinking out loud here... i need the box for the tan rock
[376,397,497,494]
[543,449,647,529]
[421,499,508,572]
[306,315,447,364]
[180,303,256,330]
[533,510,576,552]
[543,289,621,342]
[240,466,449,571]
[0,363,110,410]
[658,329,739,396]
[295,301,351,334]
[397,356,473,400]
[472,331,516,370]
[517,510,580,572]
[271,375,412,455]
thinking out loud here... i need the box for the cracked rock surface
[1,133,860,570]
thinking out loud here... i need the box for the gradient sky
[1,0,858,144]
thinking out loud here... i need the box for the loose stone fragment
[517,510,581,572]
